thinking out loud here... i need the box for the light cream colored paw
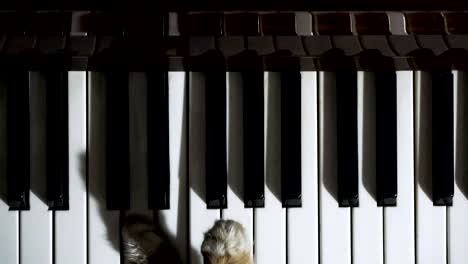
[201,220,253,264]
[121,214,163,264]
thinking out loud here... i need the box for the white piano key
[54,72,87,264]
[254,72,286,264]
[415,71,446,264]
[287,71,318,264]
[318,71,351,264]
[155,72,188,263]
[189,72,220,264]
[88,72,121,264]
[21,71,52,264]
[384,71,415,264]
[448,70,468,264]
[0,72,19,264]
[352,72,383,264]
[0,208,19,264]
[222,72,254,256]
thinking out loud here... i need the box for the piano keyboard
[0,7,467,264]
[0,69,466,264]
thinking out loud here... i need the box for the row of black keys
[6,70,454,210]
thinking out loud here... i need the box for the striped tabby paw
[121,214,163,264]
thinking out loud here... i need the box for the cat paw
[201,219,253,264]
[121,214,163,264]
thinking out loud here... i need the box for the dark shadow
[148,213,183,264]
[0,75,7,204]
[227,72,244,201]
[416,72,432,200]
[87,71,121,253]
[455,72,468,198]
[29,71,50,206]
[128,72,149,211]
[0,72,50,207]
[79,152,86,195]
[188,71,206,204]
[265,72,282,203]
[320,72,339,203]
[362,73,377,201]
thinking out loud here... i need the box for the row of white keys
[191,69,468,264]
[415,71,446,264]
[86,69,468,264]
[3,69,466,264]
[0,72,89,264]
[0,71,190,264]
[258,69,468,263]
[448,71,468,264]
[0,71,19,264]
[118,69,462,264]
[222,71,320,264]
[88,72,121,264]
[205,70,413,264]
[189,71,318,264]
[319,71,417,264]
[73,69,468,264]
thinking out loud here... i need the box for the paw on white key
[201,219,254,264]
[122,214,163,264]
[122,213,183,264]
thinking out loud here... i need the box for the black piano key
[336,72,359,207]
[105,71,130,210]
[243,71,264,208]
[281,71,302,207]
[147,71,170,210]
[432,71,454,206]
[205,71,227,209]
[46,71,69,210]
[6,70,30,210]
[375,72,398,206]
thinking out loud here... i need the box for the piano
[0,2,467,263]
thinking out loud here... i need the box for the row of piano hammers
[0,11,468,71]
